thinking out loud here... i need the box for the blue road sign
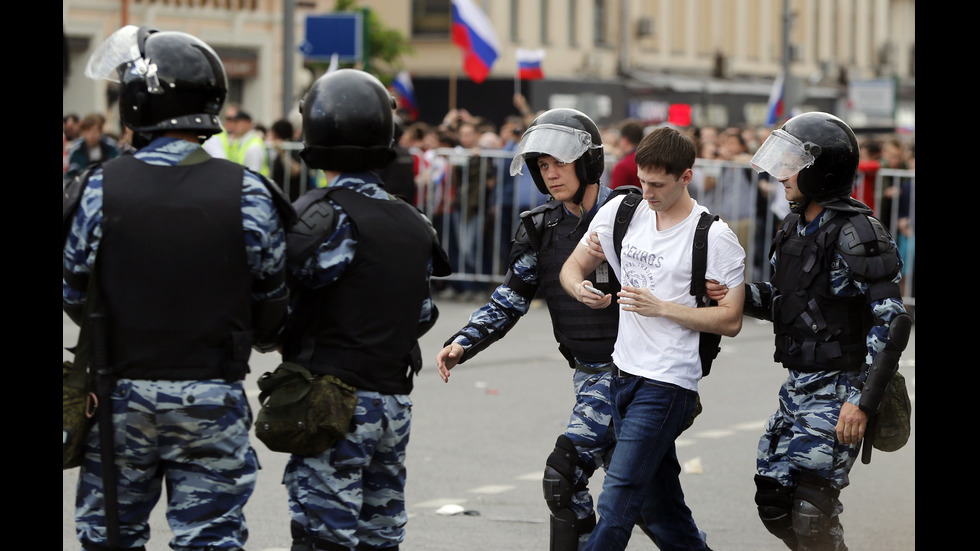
[301,13,363,62]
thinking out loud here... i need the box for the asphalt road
[63,298,915,551]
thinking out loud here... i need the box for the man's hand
[435,343,464,383]
[706,279,729,302]
[836,402,869,445]
[577,280,612,309]
[585,232,606,261]
[618,285,667,317]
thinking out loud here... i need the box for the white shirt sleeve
[705,221,746,288]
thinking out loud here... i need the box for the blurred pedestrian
[64,112,121,185]
[608,119,644,192]
[377,116,418,203]
[268,118,310,202]
[227,110,269,176]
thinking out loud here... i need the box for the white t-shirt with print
[584,197,746,392]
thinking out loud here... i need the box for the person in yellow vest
[227,111,269,177]
[202,104,240,160]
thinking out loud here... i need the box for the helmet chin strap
[132,130,156,150]
[569,181,599,225]
[572,180,588,206]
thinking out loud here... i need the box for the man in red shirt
[608,120,644,192]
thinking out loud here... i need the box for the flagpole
[514,61,519,98]
[448,16,457,114]
[449,52,458,114]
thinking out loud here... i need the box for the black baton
[90,311,120,548]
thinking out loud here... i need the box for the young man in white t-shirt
[560,126,746,551]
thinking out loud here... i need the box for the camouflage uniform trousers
[284,390,412,550]
[75,379,258,551]
[757,369,862,550]
[565,369,616,539]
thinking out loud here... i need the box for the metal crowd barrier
[274,142,915,305]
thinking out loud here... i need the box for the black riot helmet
[299,68,397,172]
[85,26,227,144]
[509,108,604,204]
[750,111,860,205]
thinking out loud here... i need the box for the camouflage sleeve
[835,251,908,405]
[63,170,104,307]
[743,281,774,321]
[242,172,287,300]
[446,249,540,362]
[417,257,438,336]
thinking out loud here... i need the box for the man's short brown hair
[634,127,696,179]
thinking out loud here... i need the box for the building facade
[63,0,915,133]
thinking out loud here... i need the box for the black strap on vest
[611,196,721,376]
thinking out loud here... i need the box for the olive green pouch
[254,362,358,457]
[63,359,94,469]
[873,370,912,452]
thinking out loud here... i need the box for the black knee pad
[312,539,353,551]
[794,471,840,518]
[792,471,842,545]
[754,474,797,546]
[549,508,596,551]
[543,434,578,511]
[291,520,317,551]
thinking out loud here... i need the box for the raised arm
[560,241,613,309]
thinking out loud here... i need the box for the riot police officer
[435,108,617,550]
[280,68,450,551]
[63,25,291,550]
[745,112,911,551]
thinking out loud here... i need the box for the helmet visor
[509,123,600,176]
[84,25,143,83]
[750,129,817,180]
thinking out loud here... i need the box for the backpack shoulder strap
[612,192,643,261]
[690,211,719,304]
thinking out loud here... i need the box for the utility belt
[610,363,635,379]
[775,335,865,373]
[118,352,248,381]
[574,361,612,376]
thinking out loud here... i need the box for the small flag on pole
[392,70,419,120]
[765,72,785,126]
[451,0,500,83]
[516,48,545,80]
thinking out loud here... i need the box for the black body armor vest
[283,187,432,394]
[532,202,620,365]
[770,213,871,372]
[99,154,254,381]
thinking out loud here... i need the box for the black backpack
[611,193,722,377]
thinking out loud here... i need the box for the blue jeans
[584,373,708,551]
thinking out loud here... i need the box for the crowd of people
[63,24,913,551]
[64,98,916,299]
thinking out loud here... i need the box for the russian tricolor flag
[765,72,785,126]
[516,48,545,80]
[451,0,500,83]
[392,70,419,120]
